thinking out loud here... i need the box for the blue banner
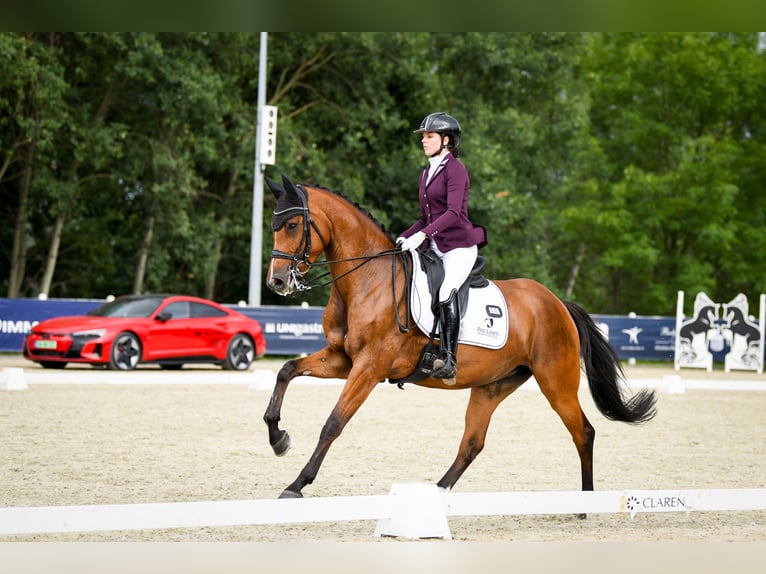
[236,305,326,356]
[0,298,326,356]
[0,298,103,353]
[1,297,685,361]
[592,314,677,361]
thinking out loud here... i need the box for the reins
[282,249,396,291]
[274,247,415,334]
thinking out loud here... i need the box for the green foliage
[583,32,766,313]
[3,32,766,316]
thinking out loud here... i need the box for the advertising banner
[591,314,677,362]
[236,305,326,356]
[0,298,325,356]
[0,298,103,353]
[0,298,691,362]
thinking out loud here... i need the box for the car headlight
[71,328,107,338]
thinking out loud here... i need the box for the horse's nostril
[267,275,288,294]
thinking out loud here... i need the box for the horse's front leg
[279,366,380,498]
[263,347,351,457]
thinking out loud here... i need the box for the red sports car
[22,294,267,371]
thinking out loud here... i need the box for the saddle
[389,247,498,388]
[416,247,489,317]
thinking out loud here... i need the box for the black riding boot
[431,289,459,384]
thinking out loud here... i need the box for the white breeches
[430,243,478,301]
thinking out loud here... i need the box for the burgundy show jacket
[401,153,487,252]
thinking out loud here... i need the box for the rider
[396,112,487,382]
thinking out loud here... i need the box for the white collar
[429,152,450,169]
[426,153,449,186]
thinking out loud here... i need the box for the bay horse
[264,175,656,500]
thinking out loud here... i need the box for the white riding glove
[397,231,426,252]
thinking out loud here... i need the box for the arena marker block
[0,367,28,391]
[374,482,452,540]
[248,369,276,391]
[661,375,686,394]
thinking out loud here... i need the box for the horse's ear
[270,174,307,231]
[281,174,307,206]
[265,176,284,198]
[281,174,298,195]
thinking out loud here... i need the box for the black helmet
[414,112,462,138]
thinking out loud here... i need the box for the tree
[4,32,766,317]
[583,32,766,313]
[0,33,67,297]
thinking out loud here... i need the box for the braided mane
[308,184,396,242]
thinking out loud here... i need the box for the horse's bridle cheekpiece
[267,175,329,292]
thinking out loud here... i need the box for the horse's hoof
[279,489,303,499]
[272,430,291,457]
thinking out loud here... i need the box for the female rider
[397,112,487,383]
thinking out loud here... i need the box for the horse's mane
[307,184,396,242]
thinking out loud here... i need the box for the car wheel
[108,332,141,371]
[40,361,67,369]
[223,333,254,370]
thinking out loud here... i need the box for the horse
[263,175,657,500]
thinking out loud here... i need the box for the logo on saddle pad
[410,251,509,350]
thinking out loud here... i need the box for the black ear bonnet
[267,175,308,231]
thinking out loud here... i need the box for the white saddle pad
[409,251,508,350]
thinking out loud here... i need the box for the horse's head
[266,175,327,296]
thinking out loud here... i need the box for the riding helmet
[414,112,462,139]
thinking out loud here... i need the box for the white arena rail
[4,366,766,393]
[2,484,766,539]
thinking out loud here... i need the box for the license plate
[34,340,57,349]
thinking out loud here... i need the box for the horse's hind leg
[535,366,595,493]
[437,381,523,490]
[263,347,351,456]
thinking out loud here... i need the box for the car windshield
[88,297,165,318]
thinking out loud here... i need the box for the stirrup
[431,353,457,384]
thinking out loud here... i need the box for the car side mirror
[156,311,172,323]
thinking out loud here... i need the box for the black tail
[564,301,657,424]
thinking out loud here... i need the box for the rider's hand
[397,231,426,252]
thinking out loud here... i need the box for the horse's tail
[564,301,657,424]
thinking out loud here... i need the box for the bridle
[270,185,414,331]
[270,196,329,292]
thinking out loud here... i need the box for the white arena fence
[2,484,766,539]
[3,366,766,392]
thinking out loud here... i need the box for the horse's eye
[287,222,298,232]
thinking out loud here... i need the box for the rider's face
[421,131,446,157]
